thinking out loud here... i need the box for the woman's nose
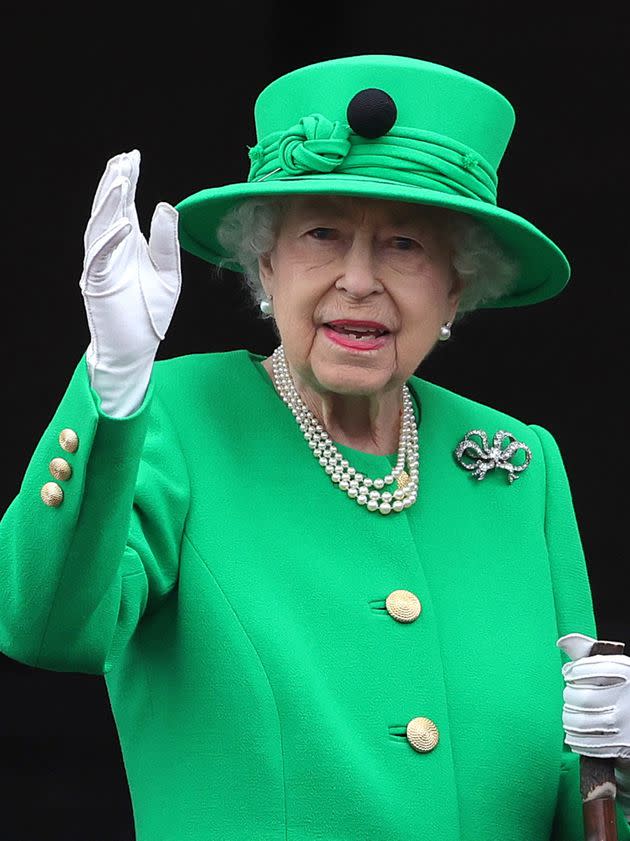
[335,240,383,298]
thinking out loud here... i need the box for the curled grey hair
[215,196,519,318]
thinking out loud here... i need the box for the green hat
[175,54,569,308]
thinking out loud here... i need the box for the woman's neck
[262,357,401,455]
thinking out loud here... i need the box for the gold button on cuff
[41,482,64,507]
[59,428,79,453]
[49,457,72,481]
[406,717,439,753]
[385,589,422,623]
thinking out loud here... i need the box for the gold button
[49,457,72,481]
[41,482,64,507]
[59,428,79,453]
[406,717,439,753]
[385,589,422,623]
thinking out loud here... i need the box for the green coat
[1,348,628,841]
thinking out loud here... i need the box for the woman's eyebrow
[294,200,437,229]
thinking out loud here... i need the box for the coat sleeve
[0,352,190,676]
[529,424,630,841]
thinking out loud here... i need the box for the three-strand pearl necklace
[270,344,419,514]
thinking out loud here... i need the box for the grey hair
[215,196,519,319]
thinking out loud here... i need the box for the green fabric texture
[247,120,498,204]
[1,348,628,841]
[175,54,570,309]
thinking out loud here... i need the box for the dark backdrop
[2,5,628,839]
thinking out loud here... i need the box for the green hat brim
[175,174,570,309]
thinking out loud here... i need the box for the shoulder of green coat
[409,373,556,460]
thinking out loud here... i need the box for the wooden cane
[581,639,626,841]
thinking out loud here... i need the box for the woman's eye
[308,227,336,240]
[391,237,417,250]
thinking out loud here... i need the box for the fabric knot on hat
[461,152,479,171]
[277,114,351,175]
[247,144,264,162]
[247,120,498,203]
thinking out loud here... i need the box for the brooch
[454,429,532,484]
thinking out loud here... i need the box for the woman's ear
[448,270,465,310]
[258,252,274,297]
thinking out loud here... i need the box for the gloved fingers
[88,150,141,239]
[148,203,181,283]
[90,150,138,215]
[559,644,630,761]
[557,632,599,660]
[563,722,627,752]
[564,682,625,711]
[563,701,618,731]
[81,217,132,287]
[562,705,626,759]
[90,153,124,216]
[84,176,131,252]
[121,149,141,231]
[142,204,182,340]
[562,654,630,685]
[564,739,625,759]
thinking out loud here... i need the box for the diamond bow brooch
[454,430,532,484]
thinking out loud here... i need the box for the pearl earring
[260,296,274,316]
[439,321,452,341]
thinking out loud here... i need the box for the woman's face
[258,194,463,398]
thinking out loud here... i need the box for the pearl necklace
[270,344,419,514]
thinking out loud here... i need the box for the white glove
[79,149,181,417]
[557,632,630,820]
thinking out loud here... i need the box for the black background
[2,5,628,839]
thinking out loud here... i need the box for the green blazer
[1,349,628,841]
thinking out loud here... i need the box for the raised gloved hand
[557,632,630,821]
[79,149,182,417]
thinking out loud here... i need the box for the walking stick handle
[581,639,626,841]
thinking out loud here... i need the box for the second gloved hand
[79,149,182,417]
[557,632,630,761]
[558,632,630,821]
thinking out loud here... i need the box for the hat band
[246,113,498,205]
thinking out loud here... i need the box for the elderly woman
[1,55,629,841]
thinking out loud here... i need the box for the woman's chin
[309,357,394,396]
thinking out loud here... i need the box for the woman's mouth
[321,324,392,351]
